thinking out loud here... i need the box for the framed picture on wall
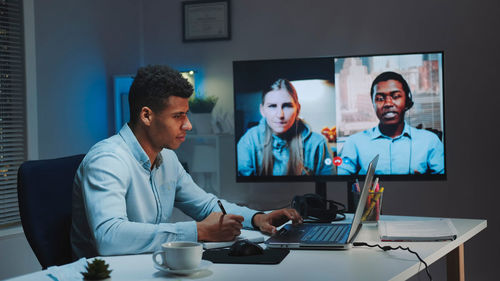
[182,0,231,42]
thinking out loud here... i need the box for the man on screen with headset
[71,65,302,258]
[338,71,444,175]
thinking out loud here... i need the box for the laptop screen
[347,154,379,242]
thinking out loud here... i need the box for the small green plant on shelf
[81,258,112,280]
[189,95,218,113]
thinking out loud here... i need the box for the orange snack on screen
[321,126,337,142]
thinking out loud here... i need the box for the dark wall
[34,0,143,158]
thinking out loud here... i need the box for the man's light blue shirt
[71,124,258,258]
[338,122,445,175]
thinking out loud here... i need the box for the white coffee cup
[152,241,203,270]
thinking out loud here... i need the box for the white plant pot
[190,113,213,134]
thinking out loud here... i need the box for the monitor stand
[346,179,356,213]
[314,181,327,200]
[314,180,356,213]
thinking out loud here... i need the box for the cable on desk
[353,242,432,281]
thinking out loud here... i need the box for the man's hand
[196,212,244,242]
[252,208,303,234]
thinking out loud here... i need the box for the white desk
[7,216,486,281]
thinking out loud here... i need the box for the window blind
[0,0,26,226]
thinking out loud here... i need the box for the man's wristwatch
[251,212,265,229]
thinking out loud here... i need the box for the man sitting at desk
[71,65,302,258]
[338,71,444,175]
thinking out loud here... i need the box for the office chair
[17,154,85,269]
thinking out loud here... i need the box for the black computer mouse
[228,239,264,256]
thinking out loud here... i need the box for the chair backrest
[17,154,85,269]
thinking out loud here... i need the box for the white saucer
[154,260,213,275]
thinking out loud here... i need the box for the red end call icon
[333,157,342,166]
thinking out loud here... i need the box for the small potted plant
[81,258,112,280]
[189,95,218,113]
[189,95,218,134]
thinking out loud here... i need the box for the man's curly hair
[128,65,193,125]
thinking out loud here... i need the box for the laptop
[265,154,379,250]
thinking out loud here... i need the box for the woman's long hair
[260,79,307,176]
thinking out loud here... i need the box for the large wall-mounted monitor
[233,52,446,197]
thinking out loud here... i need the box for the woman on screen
[237,79,332,176]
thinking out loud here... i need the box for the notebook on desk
[378,219,458,241]
[265,154,379,250]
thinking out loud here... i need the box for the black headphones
[405,90,414,110]
[291,194,346,222]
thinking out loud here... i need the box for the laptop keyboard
[301,224,349,243]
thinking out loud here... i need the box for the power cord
[353,242,432,281]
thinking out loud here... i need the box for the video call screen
[233,52,445,180]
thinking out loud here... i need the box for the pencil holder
[353,189,384,224]
[362,190,384,223]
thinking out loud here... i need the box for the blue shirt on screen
[337,122,444,175]
[71,124,259,258]
[237,118,333,176]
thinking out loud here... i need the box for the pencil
[217,200,227,215]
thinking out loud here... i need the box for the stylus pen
[217,200,227,215]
